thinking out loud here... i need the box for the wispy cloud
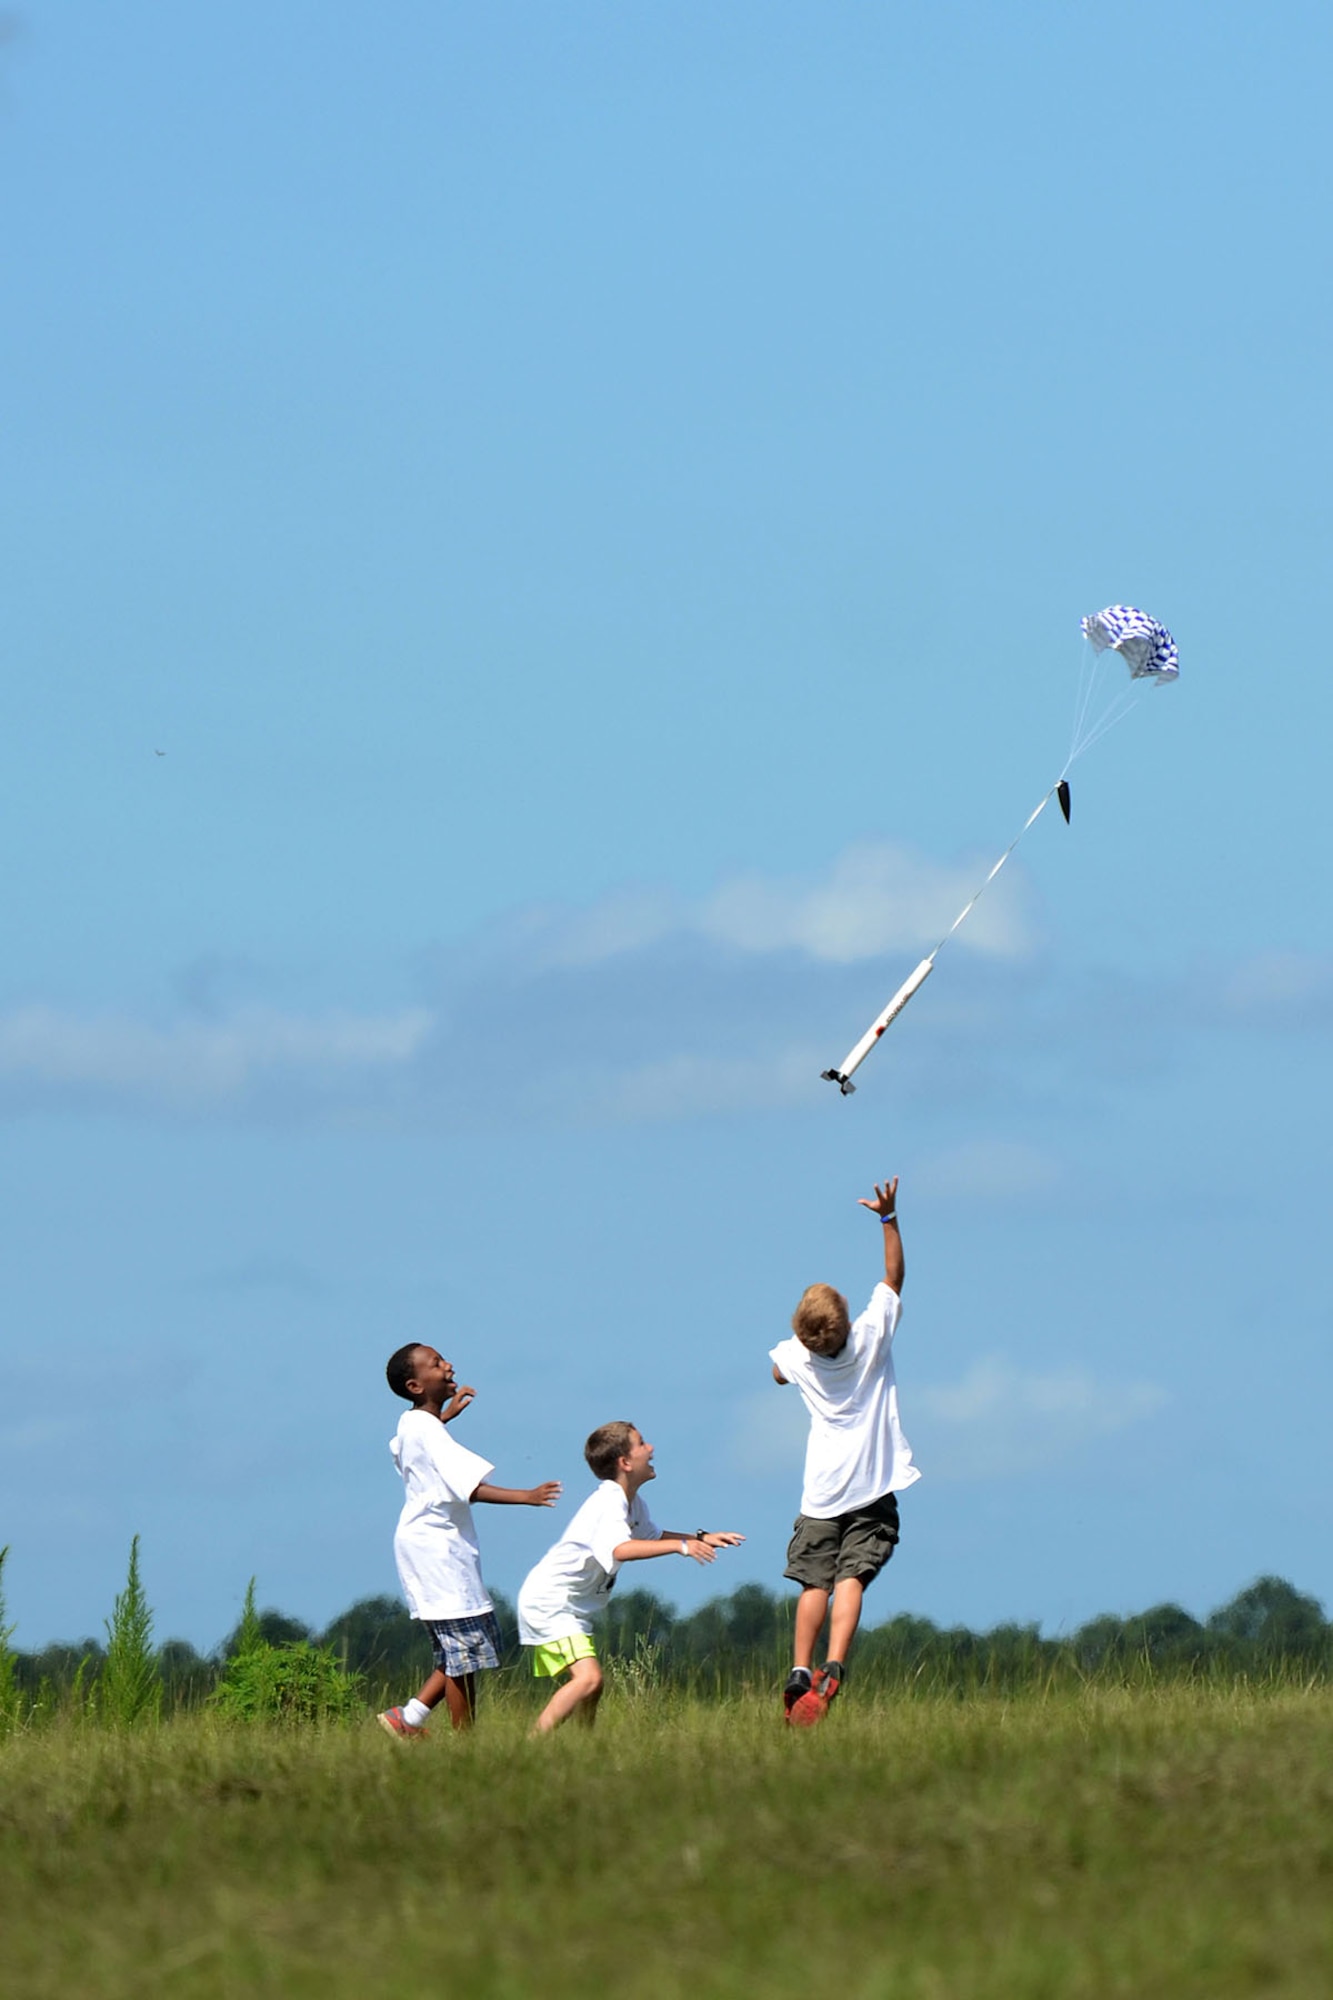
[915,1357,1169,1479]
[556,1048,827,1123]
[732,1355,1169,1488]
[0,1005,430,1109]
[0,836,1041,1128]
[3,847,1317,1134]
[524,838,1035,969]
[1216,950,1333,1028]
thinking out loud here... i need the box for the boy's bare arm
[857,1175,904,1293]
[471,1481,563,1507]
[613,1533,744,1567]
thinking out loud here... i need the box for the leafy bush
[210,1642,364,1723]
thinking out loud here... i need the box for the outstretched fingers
[856,1175,899,1218]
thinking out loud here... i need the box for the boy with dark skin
[381,1344,560,1735]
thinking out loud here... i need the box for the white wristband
[680,1540,689,1555]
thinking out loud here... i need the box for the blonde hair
[791,1284,851,1357]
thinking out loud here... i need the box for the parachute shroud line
[821,786,1060,1093]
[820,606,1177,1096]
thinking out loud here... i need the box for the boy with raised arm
[517,1421,744,1732]
[770,1175,919,1725]
[379,1343,561,1738]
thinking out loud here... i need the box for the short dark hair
[584,1421,637,1481]
[386,1343,427,1402]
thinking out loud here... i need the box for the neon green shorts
[530,1635,598,1678]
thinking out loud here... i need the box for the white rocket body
[821,957,934,1094]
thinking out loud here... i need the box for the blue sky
[3,1,1330,1651]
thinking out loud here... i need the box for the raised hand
[442,1385,477,1423]
[527,1481,563,1507]
[857,1177,899,1219]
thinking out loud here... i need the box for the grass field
[2,1682,1331,1998]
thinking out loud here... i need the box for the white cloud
[540,838,1036,969]
[915,1357,1169,1479]
[0,837,1072,1130]
[733,1356,1169,1490]
[700,841,1032,963]
[0,1005,431,1106]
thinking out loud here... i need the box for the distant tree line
[4,1538,1331,1717]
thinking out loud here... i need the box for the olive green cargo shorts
[783,1490,901,1592]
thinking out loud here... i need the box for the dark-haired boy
[770,1176,919,1725]
[378,1343,561,1739]
[517,1421,744,1733]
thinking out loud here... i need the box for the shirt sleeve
[424,1423,495,1503]
[770,1335,808,1381]
[854,1282,902,1358]
[586,1486,632,1573]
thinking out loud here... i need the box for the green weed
[0,1546,19,1735]
[100,1535,162,1729]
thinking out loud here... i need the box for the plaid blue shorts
[424,1610,503,1677]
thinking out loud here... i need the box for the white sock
[403,1699,431,1728]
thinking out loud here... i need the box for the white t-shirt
[389,1409,496,1621]
[769,1281,920,1519]
[517,1481,660,1645]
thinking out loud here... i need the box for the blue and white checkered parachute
[1065,605,1178,772]
[1080,605,1178,682]
[821,606,1179,1094]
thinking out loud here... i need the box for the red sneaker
[377,1706,427,1740]
[815,1662,844,1705]
[785,1685,829,1728]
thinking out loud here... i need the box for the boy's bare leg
[440,1671,477,1730]
[826,1578,865,1669]
[532,1656,603,1734]
[415,1669,449,1709]
[793,1587,831,1670]
[414,1667,476,1730]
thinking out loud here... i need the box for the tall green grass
[2,1683,1330,1998]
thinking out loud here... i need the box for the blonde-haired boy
[770,1175,919,1724]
